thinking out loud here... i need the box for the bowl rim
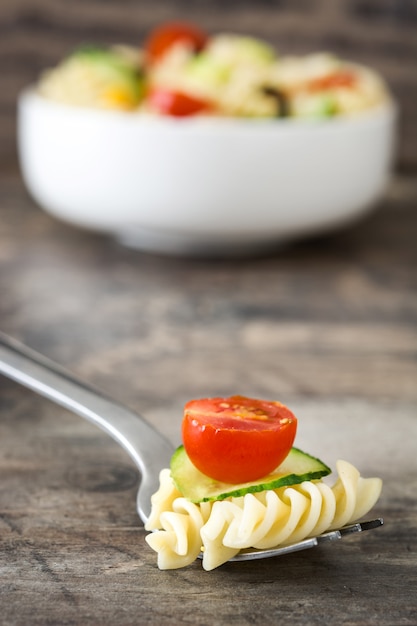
[19,85,397,132]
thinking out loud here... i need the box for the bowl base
[116,226,288,258]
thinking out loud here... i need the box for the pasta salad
[145,396,382,570]
[37,22,390,118]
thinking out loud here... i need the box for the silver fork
[0,332,383,562]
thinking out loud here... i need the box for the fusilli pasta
[145,461,382,570]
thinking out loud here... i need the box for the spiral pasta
[145,461,382,570]
[36,28,390,118]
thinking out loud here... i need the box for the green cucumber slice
[170,446,331,503]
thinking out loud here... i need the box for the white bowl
[17,88,397,256]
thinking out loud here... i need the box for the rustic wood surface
[0,167,417,625]
[1,0,416,170]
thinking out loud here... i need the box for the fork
[0,332,383,561]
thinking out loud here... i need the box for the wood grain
[0,167,416,624]
[0,0,416,169]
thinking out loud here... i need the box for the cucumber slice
[69,45,144,102]
[292,93,337,118]
[171,446,331,503]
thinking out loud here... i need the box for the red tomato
[145,21,208,62]
[182,396,298,484]
[148,88,212,117]
[307,70,357,92]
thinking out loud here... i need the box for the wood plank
[0,168,416,624]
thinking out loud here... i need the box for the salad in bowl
[37,21,390,119]
[18,22,396,256]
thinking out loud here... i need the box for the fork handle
[0,332,173,522]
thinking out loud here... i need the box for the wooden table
[1,167,416,625]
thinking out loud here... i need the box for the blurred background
[1,0,416,171]
[1,0,416,431]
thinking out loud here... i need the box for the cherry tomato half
[182,395,298,484]
[307,70,357,92]
[145,21,208,63]
[147,88,212,117]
